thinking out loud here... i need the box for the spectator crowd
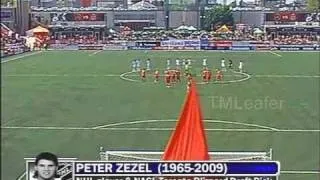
[2,23,319,55]
[48,28,265,44]
[269,34,319,45]
[1,24,29,57]
[48,27,319,46]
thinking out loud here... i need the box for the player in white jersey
[221,58,226,71]
[167,59,171,70]
[184,61,189,71]
[176,59,180,68]
[239,60,243,72]
[131,60,136,72]
[187,59,192,66]
[146,58,151,71]
[136,59,141,71]
[202,58,207,68]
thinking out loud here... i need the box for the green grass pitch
[1,50,319,180]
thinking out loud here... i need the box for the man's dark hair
[35,152,58,166]
[33,152,59,179]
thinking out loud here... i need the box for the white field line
[2,119,319,132]
[92,119,168,129]
[267,51,319,53]
[269,51,282,57]
[1,51,42,63]
[3,73,320,78]
[119,71,141,82]
[89,50,103,56]
[2,126,320,132]
[254,75,320,78]
[281,170,320,174]
[228,70,251,83]
[93,119,279,131]
[4,74,120,77]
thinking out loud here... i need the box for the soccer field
[1,50,319,180]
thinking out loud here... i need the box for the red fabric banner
[162,81,210,161]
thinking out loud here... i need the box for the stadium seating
[1,23,29,57]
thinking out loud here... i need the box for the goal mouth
[99,148,273,161]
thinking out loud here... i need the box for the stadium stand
[1,23,29,57]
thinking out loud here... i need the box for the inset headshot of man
[33,152,60,180]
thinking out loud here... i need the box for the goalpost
[99,147,273,161]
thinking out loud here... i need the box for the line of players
[220,58,244,73]
[131,58,244,73]
[132,58,244,87]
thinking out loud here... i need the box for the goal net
[99,148,273,161]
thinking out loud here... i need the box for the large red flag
[162,80,210,160]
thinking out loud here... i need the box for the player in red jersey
[164,70,171,87]
[171,70,176,84]
[203,68,212,84]
[207,69,212,83]
[215,69,223,81]
[154,70,160,83]
[175,68,181,82]
[202,68,208,83]
[140,68,146,81]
